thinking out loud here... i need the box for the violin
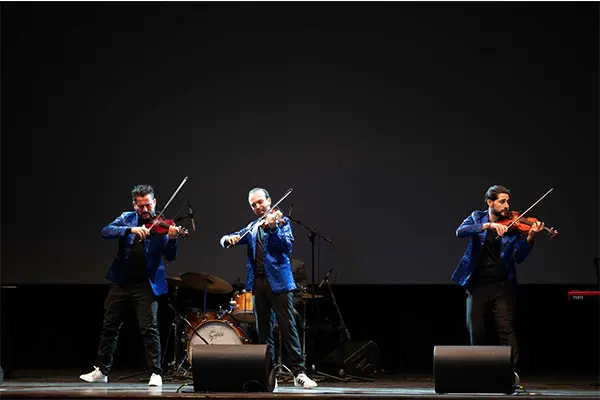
[258,208,288,229]
[145,214,189,238]
[497,210,559,239]
[142,176,192,239]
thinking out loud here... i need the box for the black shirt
[470,227,506,286]
[255,226,266,275]
[124,219,148,283]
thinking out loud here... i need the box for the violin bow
[147,176,189,231]
[226,188,293,248]
[505,187,553,230]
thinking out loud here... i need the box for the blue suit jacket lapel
[251,223,259,260]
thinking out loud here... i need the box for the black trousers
[466,282,518,366]
[95,282,162,376]
[253,274,305,375]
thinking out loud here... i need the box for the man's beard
[140,211,154,222]
[493,208,510,219]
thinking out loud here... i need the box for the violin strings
[507,188,553,229]
[148,176,189,230]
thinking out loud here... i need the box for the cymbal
[179,272,233,294]
[291,258,304,270]
[166,276,187,288]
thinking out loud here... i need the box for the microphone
[288,204,293,218]
[318,268,334,290]
[188,201,196,231]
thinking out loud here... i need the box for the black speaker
[322,340,380,377]
[191,344,273,392]
[0,365,3,385]
[433,345,515,394]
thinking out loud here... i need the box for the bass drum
[186,317,249,365]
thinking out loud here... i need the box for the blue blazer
[451,210,534,289]
[220,216,297,294]
[101,211,178,296]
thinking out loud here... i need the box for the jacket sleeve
[456,212,485,238]
[267,218,294,253]
[220,224,252,248]
[101,213,129,239]
[513,235,534,264]
[163,238,178,261]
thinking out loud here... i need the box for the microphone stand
[287,209,340,381]
[319,274,373,382]
[174,213,192,223]
[286,211,333,302]
[319,272,350,343]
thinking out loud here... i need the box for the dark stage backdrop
[2,3,598,285]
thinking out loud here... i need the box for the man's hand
[265,212,280,229]
[132,226,151,239]
[489,222,508,236]
[527,220,545,242]
[228,235,241,246]
[168,225,179,240]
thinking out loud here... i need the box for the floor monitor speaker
[191,344,273,392]
[433,345,515,394]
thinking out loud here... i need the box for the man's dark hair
[485,185,510,202]
[248,187,270,199]
[132,184,155,200]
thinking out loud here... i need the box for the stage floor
[0,371,598,399]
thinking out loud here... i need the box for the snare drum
[186,315,249,365]
[230,290,255,323]
[185,308,204,326]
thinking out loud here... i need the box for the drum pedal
[274,371,294,383]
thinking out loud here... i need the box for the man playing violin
[220,187,317,389]
[452,185,545,383]
[80,184,183,387]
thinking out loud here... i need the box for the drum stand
[300,296,346,383]
[117,300,209,381]
[162,304,193,380]
[270,327,294,385]
[161,303,211,380]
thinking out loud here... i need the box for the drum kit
[162,260,323,379]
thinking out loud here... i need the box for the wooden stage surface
[0,370,598,400]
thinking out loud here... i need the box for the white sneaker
[79,367,108,383]
[148,373,162,387]
[294,373,317,389]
